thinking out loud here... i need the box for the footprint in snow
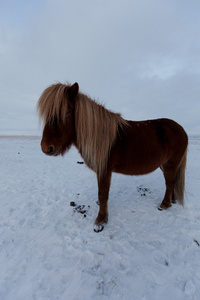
[70,201,90,218]
[137,186,152,197]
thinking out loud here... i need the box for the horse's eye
[66,111,72,116]
[50,118,58,129]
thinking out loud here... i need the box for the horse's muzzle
[41,142,60,156]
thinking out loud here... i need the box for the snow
[0,136,200,300]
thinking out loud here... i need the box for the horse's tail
[174,148,187,206]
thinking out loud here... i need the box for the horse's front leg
[94,171,112,232]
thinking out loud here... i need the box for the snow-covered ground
[0,136,200,300]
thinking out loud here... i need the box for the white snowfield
[0,136,199,300]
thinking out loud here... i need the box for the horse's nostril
[49,145,54,153]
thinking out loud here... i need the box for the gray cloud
[0,0,200,135]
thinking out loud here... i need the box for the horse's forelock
[37,83,69,126]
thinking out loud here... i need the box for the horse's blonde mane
[37,83,128,177]
[75,93,128,177]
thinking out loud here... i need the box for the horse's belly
[111,149,165,176]
[113,161,160,176]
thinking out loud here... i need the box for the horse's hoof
[157,205,164,211]
[93,224,104,233]
[158,203,171,211]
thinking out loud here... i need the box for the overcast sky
[0,0,200,136]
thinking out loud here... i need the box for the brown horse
[37,82,188,232]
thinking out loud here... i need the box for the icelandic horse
[37,82,188,232]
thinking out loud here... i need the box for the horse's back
[124,118,188,152]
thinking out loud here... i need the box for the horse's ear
[67,82,79,101]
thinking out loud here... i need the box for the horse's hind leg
[159,164,177,210]
[172,191,176,203]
